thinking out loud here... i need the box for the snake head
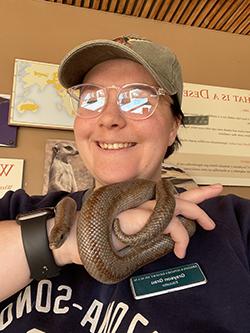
[49,228,68,249]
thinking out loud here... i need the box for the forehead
[83,58,158,86]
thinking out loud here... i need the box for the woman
[1,36,248,333]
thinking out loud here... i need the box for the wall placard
[0,158,24,198]
[169,82,250,186]
[9,59,74,130]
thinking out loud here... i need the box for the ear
[52,143,59,153]
[168,118,181,146]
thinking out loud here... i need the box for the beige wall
[0,0,249,198]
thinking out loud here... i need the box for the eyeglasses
[67,83,172,120]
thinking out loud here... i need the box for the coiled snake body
[49,178,196,284]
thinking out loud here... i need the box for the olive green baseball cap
[58,35,183,106]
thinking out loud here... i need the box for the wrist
[16,209,61,280]
[47,215,81,266]
[46,217,70,266]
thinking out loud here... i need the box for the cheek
[156,101,178,141]
[73,118,91,159]
[150,116,176,147]
[73,117,81,139]
[73,117,83,135]
[73,117,91,141]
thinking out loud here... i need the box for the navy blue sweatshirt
[0,189,250,332]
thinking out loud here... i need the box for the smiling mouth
[98,142,136,150]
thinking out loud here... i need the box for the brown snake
[49,178,196,284]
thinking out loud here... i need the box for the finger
[175,197,215,230]
[164,217,189,259]
[179,184,223,204]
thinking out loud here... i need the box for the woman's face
[74,59,179,188]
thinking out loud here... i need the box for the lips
[98,142,136,150]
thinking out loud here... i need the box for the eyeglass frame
[66,82,173,120]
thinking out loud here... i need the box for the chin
[94,171,139,187]
[94,169,160,188]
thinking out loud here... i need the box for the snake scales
[49,178,196,284]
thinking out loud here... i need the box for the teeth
[99,142,135,150]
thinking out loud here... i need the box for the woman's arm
[0,220,31,301]
[0,216,76,302]
[0,189,76,301]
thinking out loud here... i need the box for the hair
[164,94,184,159]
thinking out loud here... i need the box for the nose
[97,90,127,129]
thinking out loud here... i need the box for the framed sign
[0,158,24,198]
[9,59,74,130]
[168,82,250,186]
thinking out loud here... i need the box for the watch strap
[18,212,61,280]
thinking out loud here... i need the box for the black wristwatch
[16,207,61,280]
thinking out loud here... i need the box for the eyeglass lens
[71,84,159,119]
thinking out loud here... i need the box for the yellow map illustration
[10,59,74,129]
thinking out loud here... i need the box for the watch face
[17,208,55,221]
[17,211,49,221]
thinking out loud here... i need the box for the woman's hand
[55,184,223,265]
[164,183,223,258]
[115,184,223,258]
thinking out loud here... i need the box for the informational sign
[168,82,250,186]
[0,158,24,198]
[9,59,74,130]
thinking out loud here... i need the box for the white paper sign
[0,158,24,197]
[168,82,250,186]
